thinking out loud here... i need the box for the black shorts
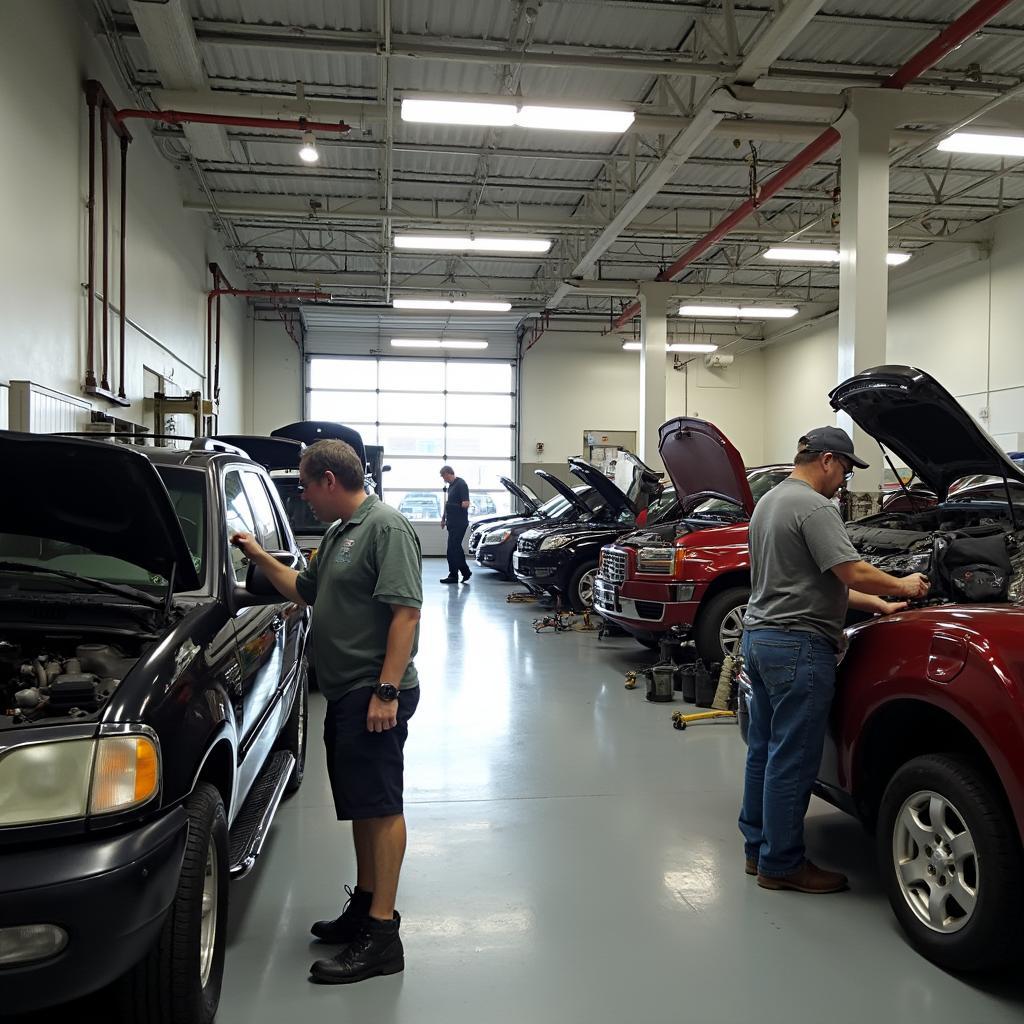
[323,685,419,821]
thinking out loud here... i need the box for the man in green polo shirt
[231,438,422,985]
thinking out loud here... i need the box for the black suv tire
[279,663,308,796]
[877,753,1024,971]
[693,586,749,664]
[567,559,599,612]
[115,783,229,1024]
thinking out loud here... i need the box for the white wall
[519,330,767,467]
[249,319,304,433]
[760,202,1024,463]
[0,0,246,432]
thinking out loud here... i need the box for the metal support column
[837,91,893,498]
[638,283,668,468]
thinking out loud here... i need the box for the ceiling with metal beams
[94,0,1024,340]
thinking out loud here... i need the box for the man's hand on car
[367,694,398,732]
[898,573,930,599]
[230,531,267,562]
[876,598,909,616]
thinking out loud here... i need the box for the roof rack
[50,431,191,444]
[189,437,250,457]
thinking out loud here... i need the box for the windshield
[537,486,599,518]
[274,477,328,536]
[692,468,788,516]
[0,465,206,591]
[645,488,678,523]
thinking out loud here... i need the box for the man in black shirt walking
[439,465,472,583]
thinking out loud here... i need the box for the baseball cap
[799,426,870,469]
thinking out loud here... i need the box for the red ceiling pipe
[85,84,98,388]
[100,107,110,390]
[118,135,128,399]
[114,109,351,135]
[609,0,1016,330]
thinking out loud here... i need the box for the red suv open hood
[658,417,754,516]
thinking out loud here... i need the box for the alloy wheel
[892,788,978,934]
[199,835,220,986]
[719,604,747,658]
[578,568,598,608]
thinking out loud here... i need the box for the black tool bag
[932,529,1013,603]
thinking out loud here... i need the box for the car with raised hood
[0,431,309,1021]
[512,453,671,611]
[594,418,791,663]
[472,477,630,578]
[738,365,1024,972]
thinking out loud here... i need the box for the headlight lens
[487,530,512,545]
[0,739,94,826]
[90,735,160,814]
[540,534,573,551]
[0,734,160,827]
[637,546,675,574]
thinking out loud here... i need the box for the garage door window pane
[386,459,442,490]
[309,390,378,422]
[447,394,512,425]
[446,426,513,458]
[310,358,376,390]
[392,490,443,521]
[450,459,514,491]
[380,392,445,424]
[378,425,444,457]
[447,362,512,393]
[380,360,445,392]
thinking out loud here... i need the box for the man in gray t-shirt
[739,426,929,894]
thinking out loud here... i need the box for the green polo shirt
[295,495,422,700]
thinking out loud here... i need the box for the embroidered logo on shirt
[335,538,357,565]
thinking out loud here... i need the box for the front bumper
[512,550,565,590]
[475,540,515,572]
[0,806,189,1013]
[593,575,698,632]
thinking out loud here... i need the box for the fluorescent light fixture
[392,298,513,312]
[937,131,1024,157]
[762,247,912,267]
[298,130,319,163]
[390,338,489,350]
[394,234,552,253]
[623,342,719,353]
[400,97,634,133]
[677,305,798,319]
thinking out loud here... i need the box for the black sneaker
[309,914,404,984]
[461,570,472,582]
[440,575,458,584]
[310,885,372,944]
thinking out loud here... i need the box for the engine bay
[847,505,1024,604]
[0,635,140,724]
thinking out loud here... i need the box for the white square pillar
[638,283,668,468]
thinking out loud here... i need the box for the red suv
[740,364,1024,971]
[594,417,789,663]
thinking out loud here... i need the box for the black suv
[0,431,308,1022]
[512,454,672,610]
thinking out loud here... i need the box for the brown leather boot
[745,858,757,876]
[757,860,848,893]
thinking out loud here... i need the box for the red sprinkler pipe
[609,0,1016,330]
[115,109,351,135]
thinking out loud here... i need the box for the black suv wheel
[568,559,599,612]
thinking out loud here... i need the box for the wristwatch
[374,683,400,702]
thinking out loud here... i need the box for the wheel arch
[192,736,235,818]
[697,569,751,610]
[853,699,1011,831]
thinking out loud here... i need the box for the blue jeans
[739,629,837,877]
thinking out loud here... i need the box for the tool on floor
[506,591,538,604]
[624,670,638,690]
[672,655,741,730]
[532,611,574,633]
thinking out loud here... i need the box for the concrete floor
[24,559,1024,1022]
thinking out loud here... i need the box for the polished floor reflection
[22,562,1024,1022]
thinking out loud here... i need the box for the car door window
[224,471,258,583]
[242,471,283,551]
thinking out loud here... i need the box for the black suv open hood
[658,417,754,516]
[214,435,304,471]
[0,432,201,590]
[500,476,542,515]
[534,470,593,516]
[829,365,1024,501]
[271,421,366,468]
[567,453,662,516]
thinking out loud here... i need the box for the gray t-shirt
[743,478,860,649]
